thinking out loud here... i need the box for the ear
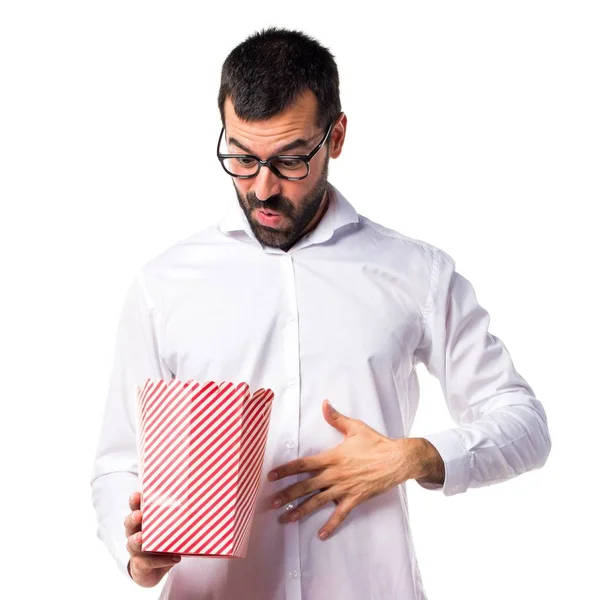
[322,399,354,436]
[328,112,347,159]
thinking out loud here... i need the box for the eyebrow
[227,136,312,156]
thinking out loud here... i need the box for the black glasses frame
[216,120,334,181]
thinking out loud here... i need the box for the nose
[252,163,282,201]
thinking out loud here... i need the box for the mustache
[246,193,293,215]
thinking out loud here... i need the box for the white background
[1,1,598,598]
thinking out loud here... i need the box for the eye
[236,157,257,167]
[274,158,303,170]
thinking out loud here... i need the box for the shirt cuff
[91,472,140,578]
[95,520,131,578]
[417,429,471,496]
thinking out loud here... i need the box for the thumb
[322,399,353,436]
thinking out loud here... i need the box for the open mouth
[256,209,285,227]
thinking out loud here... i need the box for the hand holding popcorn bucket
[136,378,274,558]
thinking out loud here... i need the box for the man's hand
[267,400,444,540]
[125,492,181,588]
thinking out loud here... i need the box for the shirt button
[285,503,294,511]
[288,570,299,579]
[286,440,295,450]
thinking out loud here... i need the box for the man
[90,27,551,600]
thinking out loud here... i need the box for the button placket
[280,254,302,600]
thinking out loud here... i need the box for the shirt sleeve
[413,248,551,496]
[89,269,174,576]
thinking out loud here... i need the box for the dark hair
[218,27,341,131]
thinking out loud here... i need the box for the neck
[278,184,331,253]
[299,186,330,239]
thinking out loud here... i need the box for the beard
[233,158,329,252]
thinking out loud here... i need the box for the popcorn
[136,378,274,557]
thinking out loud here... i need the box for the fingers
[129,492,141,512]
[271,474,327,508]
[127,532,181,569]
[125,493,142,537]
[318,488,339,504]
[131,552,181,571]
[268,453,331,481]
[127,531,143,556]
[317,498,352,540]
[124,508,142,537]
[125,505,181,587]
[277,488,338,524]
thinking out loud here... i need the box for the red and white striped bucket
[136,378,274,558]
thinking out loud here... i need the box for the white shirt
[90,183,551,600]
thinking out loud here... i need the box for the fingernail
[172,556,181,562]
[272,498,282,508]
[289,511,299,521]
[319,530,329,540]
[268,471,278,481]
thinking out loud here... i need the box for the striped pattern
[136,378,274,557]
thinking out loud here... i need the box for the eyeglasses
[216,121,334,181]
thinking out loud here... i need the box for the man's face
[222,91,332,251]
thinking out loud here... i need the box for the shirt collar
[216,182,359,252]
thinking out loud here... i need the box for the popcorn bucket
[136,378,274,558]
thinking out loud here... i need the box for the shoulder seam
[358,216,436,253]
[135,267,172,377]
[135,268,157,314]
[421,247,442,331]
